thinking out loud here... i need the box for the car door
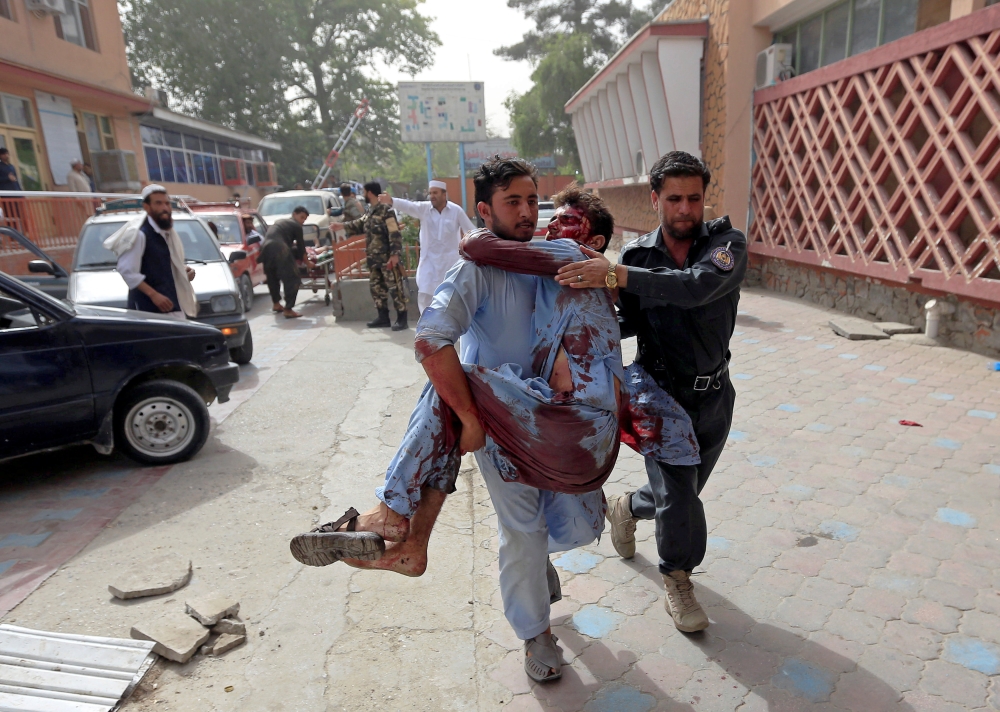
[0,279,95,460]
[0,227,71,299]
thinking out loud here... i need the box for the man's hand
[186,266,196,281]
[329,220,344,229]
[556,246,611,288]
[458,414,486,454]
[378,193,393,205]
[151,291,174,312]
[386,254,400,270]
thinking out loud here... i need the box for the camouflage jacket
[343,203,403,261]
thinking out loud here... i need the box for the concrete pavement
[1,286,999,711]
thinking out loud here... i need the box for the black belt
[692,361,729,392]
[647,360,729,398]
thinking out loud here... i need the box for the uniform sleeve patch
[386,216,399,233]
[710,246,735,271]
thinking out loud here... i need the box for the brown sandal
[289,508,386,567]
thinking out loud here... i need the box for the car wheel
[240,274,254,312]
[229,326,253,365]
[114,380,210,465]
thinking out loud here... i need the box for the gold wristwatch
[605,263,619,289]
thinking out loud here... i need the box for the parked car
[535,201,556,238]
[257,190,344,245]
[67,199,254,364]
[0,227,71,299]
[189,203,267,311]
[0,271,238,465]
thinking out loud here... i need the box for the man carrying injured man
[290,160,699,682]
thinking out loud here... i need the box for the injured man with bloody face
[290,164,699,682]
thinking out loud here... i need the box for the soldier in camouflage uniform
[333,181,409,330]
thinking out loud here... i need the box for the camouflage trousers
[368,258,408,314]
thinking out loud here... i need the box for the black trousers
[630,375,736,574]
[264,258,299,309]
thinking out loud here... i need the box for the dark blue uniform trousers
[630,375,736,575]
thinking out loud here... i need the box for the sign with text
[399,82,487,143]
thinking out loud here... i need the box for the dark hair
[292,205,309,216]
[363,181,381,197]
[553,184,613,254]
[649,151,711,193]
[339,183,353,197]
[0,147,8,154]
[474,156,537,206]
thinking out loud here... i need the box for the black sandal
[289,508,386,567]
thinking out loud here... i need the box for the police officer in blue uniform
[555,151,747,633]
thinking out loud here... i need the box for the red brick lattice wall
[750,8,1000,307]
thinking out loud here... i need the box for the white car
[257,190,345,245]
[67,200,253,364]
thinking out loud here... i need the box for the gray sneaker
[662,570,709,632]
[607,493,637,558]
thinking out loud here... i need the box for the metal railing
[332,235,420,281]
[749,8,1000,306]
[0,191,136,257]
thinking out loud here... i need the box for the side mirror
[228,250,248,263]
[28,260,55,275]
[329,207,344,217]
[246,235,261,246]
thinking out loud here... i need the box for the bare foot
[343,502,410,542]
[283,309,302,318]
[272,302,283,312]
[341,540,427,577]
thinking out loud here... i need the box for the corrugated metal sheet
[0,624,156,712]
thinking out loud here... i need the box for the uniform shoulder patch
[385,215,400,233]
[710,245,735,271]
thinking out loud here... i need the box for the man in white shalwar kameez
[379,179,475,313]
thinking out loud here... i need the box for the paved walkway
[0,290,329,615]
[474,288,1000,711]
[3,286,998,711]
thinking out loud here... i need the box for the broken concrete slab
[108,554,192,600]
[185,594,240,626]
[131,612,210,663]
[212,618,246,636]
[875,321,920,335]
[202,633,246,657]
[829,317,890,341]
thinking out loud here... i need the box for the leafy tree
[121,0,439,183]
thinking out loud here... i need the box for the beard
[487,213,534,242]
[153,212,173,230]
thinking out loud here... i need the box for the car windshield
[0,275,74,316]
[75,219,224,269]
[200,215,242,244]
[258,196,323,217]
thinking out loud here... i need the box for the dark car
[0,271,238,465]
[0,227,71,299]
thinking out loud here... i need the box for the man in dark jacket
[261,206,308,319]
[555,151,747,634]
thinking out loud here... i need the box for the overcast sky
[379,0,536,136]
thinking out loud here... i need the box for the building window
[773,0,949,77]
[139,123,266,186]
[0,94,33,128]
[55,0,96,50]
[0,0,13,21]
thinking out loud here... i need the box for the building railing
[0,193,109,255]
[332,235,419,281]
[750,6,1000,306]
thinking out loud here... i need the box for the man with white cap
[66,160,92,193]
[379,180,474,313]
[106,184,197,319]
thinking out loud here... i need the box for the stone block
[131,612,210,663]
[212,617,246,636]
[202,633,246,657]
[829,317,890,340]
[108,553,192,600]
[185,593,240,626]
[892,333,941,347]
[875,321,920,335]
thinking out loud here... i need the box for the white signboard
[399,82,487,143]
[34,91,82,184]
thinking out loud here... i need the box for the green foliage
[121,0,440,183]
[501,0,657,170]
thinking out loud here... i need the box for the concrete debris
[201,633,246,657]
[131,612,210,663]
[828,317,890,340]
[875,321,920,335]
[185,594,240,626]
[212,618,246,636]
[108,554,192,600]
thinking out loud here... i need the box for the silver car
[67,207,254,364]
